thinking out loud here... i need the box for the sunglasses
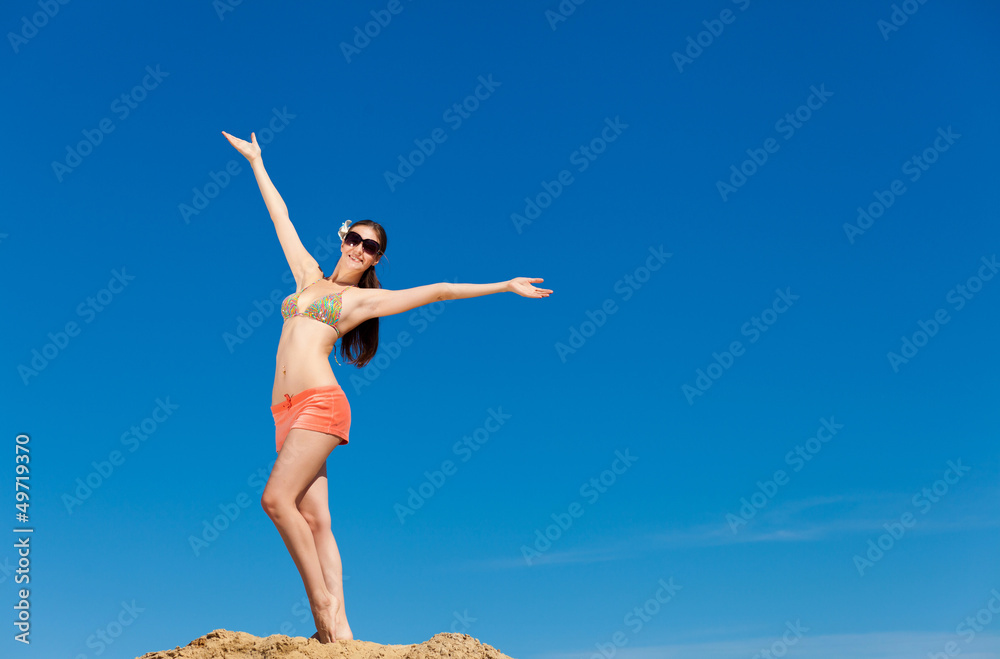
[343,230,382,256]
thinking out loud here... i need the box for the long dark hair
[336,219,387,368]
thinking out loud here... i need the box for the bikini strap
[295,277,325,296]
[332,285,352,367]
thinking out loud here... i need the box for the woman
[221,130,553,643]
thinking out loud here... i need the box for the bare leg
[261,428,344,642]
[299,462,353,640]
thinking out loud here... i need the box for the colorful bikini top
[280,278,353,337]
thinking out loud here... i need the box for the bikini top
[280,278,353,336]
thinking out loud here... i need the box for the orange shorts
[270,385,351,453]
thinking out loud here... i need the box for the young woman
[221,131,552,643]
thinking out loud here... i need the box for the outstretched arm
[447,278,552,300]
[363,278,552,320]
[221,131,319,282]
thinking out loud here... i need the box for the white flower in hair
[338,220,352,241]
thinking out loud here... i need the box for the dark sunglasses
[344,230,381,256]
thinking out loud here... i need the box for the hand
[508,277,553,298]
[221,131,261,163]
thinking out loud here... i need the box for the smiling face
[341,223,382,271]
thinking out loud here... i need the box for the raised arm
[221,131,320,284]
[361,278,551,320]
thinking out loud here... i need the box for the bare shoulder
[345,285,385,309]
[346,283,443,321]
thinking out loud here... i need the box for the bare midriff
[271,318,343,405]
[271,279,370,404]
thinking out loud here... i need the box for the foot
[310,598,339,643]
[334,616,353,641]
[312,616,352,641]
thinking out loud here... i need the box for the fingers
[511,277,553,297]
[220,131,262,162]
[221,131,244,147]
[524,283,553,297]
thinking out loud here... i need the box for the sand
[136,629,515,659]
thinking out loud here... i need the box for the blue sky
[2,1,999,658]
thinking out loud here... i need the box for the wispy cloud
[459,491,1000,570]
[529,631,1000,659]
[461,540,638,570]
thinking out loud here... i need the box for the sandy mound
[136,629,515,659]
